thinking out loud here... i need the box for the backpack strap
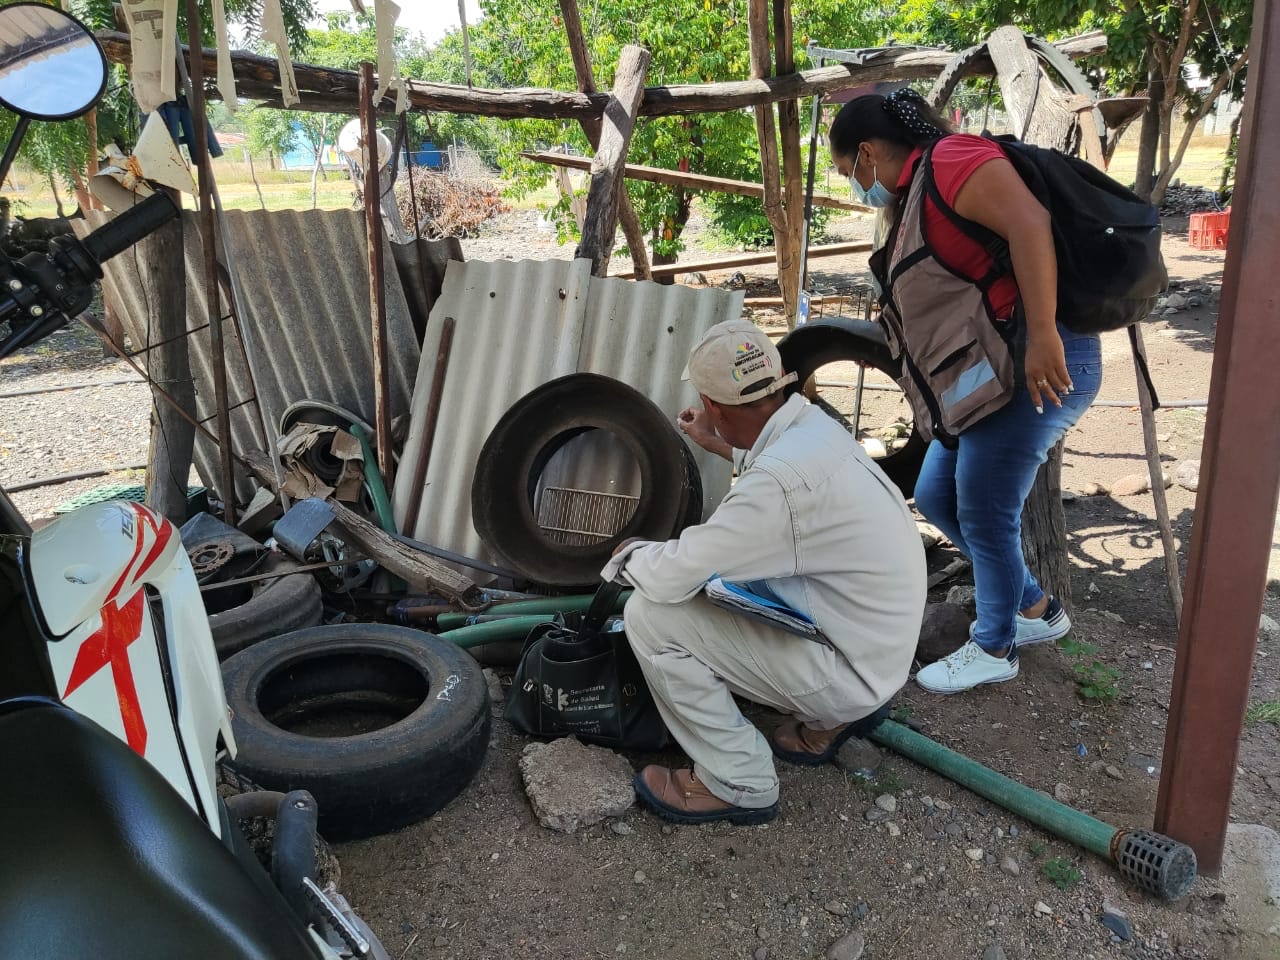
[1128,324,1162,411]
[918,141,1012,294]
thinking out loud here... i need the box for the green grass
[1041,856,1083,891]
[1245,700,1280,727]
[1028,840,1047,859]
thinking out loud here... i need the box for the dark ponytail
[829,88,953,161]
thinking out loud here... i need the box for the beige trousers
[624,593,886,809]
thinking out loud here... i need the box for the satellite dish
[337,118,393,171]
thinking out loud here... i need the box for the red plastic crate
[1189,209,1231,250]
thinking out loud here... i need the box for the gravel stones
[874,794,897,814]
[1000,856,1021,877]
[1175,459,1200,492]
[518,738,635,833]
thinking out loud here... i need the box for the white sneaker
[1013,597,1071,647]
[967,597,1072,648]
[916,640,1019,695]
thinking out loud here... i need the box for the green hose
[348,423,396,534]
[870,719,1116,859]
[435,590,633,631]
[437,615,556,649]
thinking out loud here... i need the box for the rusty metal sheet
[85,208,420,504]
[391,257,741,571]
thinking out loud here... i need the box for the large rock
[824,931,865,960]
[1259,614,1280,644]
[945,585,977,619]
[1110,473,1152,497]
[917,602,971,663]
[519,738,635,833]
[1176,459,1201,492]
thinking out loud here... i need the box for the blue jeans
[914,325,1102,654]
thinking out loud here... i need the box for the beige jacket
[606,394,926,708]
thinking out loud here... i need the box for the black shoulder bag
[505,581,669,751]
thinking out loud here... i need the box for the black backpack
[924,134,1169,334]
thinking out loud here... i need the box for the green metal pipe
[349,423,396,534]
[870,719,1117,859]
[437,615,556,649]
[435,590,633,631]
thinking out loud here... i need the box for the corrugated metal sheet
[391,258,741,570]
[85,209,420,503]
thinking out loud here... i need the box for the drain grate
[537,486,639,547]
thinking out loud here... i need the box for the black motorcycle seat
[0,698,321,960]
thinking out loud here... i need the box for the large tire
[222,624,490,841]
[208,563,324,660]
[472,373,701,587]
[779,320,928,500]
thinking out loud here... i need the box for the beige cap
[683,319,798,405]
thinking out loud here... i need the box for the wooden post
[576,45,651,277]
[747,0,789,305]
[772,0,804,326]
[558,0,652,279]
[360,62,395,485]
[183,0,237,524]
[1155,0,1280,870]
[136,208,196,524]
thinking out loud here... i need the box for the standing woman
[829,88,1103,695]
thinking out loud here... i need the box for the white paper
[373,0,408,113]
[260,0,299,108]
[210,0,237,113]
[124,0,178,112]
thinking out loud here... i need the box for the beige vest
[869,151,1016,445]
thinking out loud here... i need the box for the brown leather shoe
[633,765,777,825]
[770,720,860,766]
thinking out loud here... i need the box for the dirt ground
[2,208,1276,960]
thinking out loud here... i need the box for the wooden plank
[136,207,195,524]
[524,151,866,212]
[557,0,651,279]
[577,45,650,276]
[97,31,1106,121]
[614,241,871,279]
[773,0,805,326]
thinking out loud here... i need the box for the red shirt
[897,134,1020,320]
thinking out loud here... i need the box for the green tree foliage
[471,0,882,257]
[893,0,1250,201]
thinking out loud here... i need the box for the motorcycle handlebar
[81,192,181,265]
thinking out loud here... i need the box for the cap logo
[729,339,773,382]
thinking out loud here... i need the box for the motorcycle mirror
[0,3,107,121]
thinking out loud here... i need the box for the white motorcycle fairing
[31,501,235,833]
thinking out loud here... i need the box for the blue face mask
[849,155,895,208]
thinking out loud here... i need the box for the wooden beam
[523,151,867,212]
[557,0,652,279]
[748,0,791,321]
[97,31,1105,121]
[613,240,870,279]
[576,45,650,276]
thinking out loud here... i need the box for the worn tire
[472,373,700,587]
[208,567,324,660]
[221,624,490,841]
[779,322,928,500]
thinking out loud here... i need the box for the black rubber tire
[779,325,928,500]
[221,624,491,841]
[928,37,1106,155]
[472,373,700,587]
[208,565,324,660]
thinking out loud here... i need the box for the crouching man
[606,319,926,825]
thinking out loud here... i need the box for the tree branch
[1153,45,1249,202]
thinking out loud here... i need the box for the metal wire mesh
[536,486,640,547]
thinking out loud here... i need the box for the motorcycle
[0,5,388,957]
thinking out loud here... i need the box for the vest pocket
[929,339,978,376]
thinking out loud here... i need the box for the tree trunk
[85,109,100,211]
[1020,441,1071,610]
[47,173,65,217]
[773,0,804,326]
[1134,52,1163,201]
[310,117,328,209]
[1153,51,1249,207]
